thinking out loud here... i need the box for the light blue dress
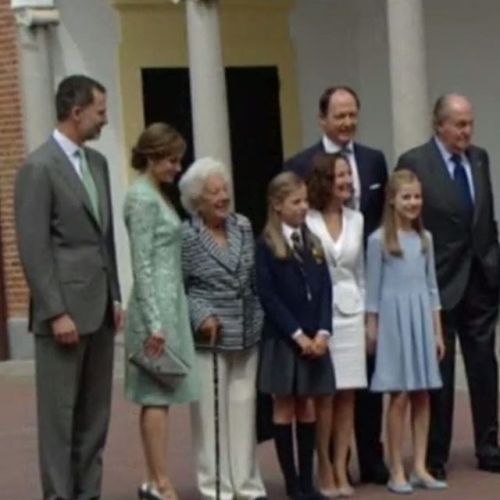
[366,228,442,392]
[123,176,199,406]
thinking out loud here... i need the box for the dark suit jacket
[284,140,388,238]
[397,138,500,310]
[255,227,332,340]
[15,137,121,335]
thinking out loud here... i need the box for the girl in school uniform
[365,169,447,494]
[256,171,336,500]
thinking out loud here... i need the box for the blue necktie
[450,154,473,221]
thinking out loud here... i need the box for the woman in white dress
[306,152,367,497]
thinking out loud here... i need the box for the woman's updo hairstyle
[131,122,186,171]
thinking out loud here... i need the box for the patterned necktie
[291,230,304,260]
[450,154,473,222]
[75,148,100,224]
[340,145,352,156]
[340,145,357,209]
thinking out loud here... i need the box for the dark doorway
[142,66,284,234]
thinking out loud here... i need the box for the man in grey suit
[15,75,122,500]
[397,94,500,480]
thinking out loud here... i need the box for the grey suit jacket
[397,138,500,309]
[15,137,121,335]
[182,213,263,350]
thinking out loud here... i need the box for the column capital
[11,7,60,28]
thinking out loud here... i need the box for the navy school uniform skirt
[258,334,336,396]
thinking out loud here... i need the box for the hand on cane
[199,316,221,346]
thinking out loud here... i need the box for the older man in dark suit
[284,86,389,484]
[15,75,122,500]
[397,94,500,480]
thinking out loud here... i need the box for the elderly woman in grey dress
[179,158,267,500]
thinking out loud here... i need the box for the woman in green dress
[123,123,199,500]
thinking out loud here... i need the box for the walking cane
[212,343,221,500]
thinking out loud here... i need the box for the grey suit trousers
[35,320,114,500]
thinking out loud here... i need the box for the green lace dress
[123,176,199,405]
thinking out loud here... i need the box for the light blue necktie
[75,148,100,223]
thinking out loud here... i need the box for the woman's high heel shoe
[138,483,149,499]
[137,482,166,500]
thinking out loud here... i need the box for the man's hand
[113,302,125,333]
[51,314,79,346]
[199,316,221,346]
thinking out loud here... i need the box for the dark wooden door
[141,66,284,234]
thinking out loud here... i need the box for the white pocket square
[369,183,382,190]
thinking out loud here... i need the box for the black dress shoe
[427,464,447,481]
[478,457,500,472]
[477,445,500,472]
[359,461,389,484]
[478,461,500,472]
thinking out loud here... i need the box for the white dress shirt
[52,129,84,179]
[322,135,361,210]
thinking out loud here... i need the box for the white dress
[307,208,367,389]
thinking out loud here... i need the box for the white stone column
[185,0,233,191]
[10,4,59,359]
[386,0,429,158]
[13,5,60,151]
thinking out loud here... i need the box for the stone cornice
[111,0,294,11]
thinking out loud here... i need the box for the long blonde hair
[382,169,429,256]
[263,171,324,260]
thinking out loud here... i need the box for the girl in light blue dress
[366,169,447,495]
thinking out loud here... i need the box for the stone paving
[1,345,500,499]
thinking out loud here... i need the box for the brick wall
[0,0,28,318]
